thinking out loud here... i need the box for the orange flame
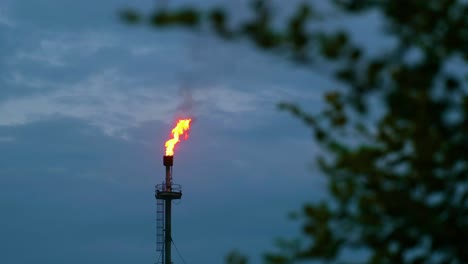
[165,119,192,156]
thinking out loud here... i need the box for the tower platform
[155,184,182,200]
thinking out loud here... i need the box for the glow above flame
[165,119,192,156]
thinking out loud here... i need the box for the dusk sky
[0,1,382,263]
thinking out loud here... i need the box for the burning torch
[163,119,191,191]
[156,118,192,264]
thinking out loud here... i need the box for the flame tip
[164,118,192,156]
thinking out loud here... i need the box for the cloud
[10,32,116,67]
[0,13,14,28]
[0,136,15,143]
[196,85,259,113]
[0,70,168,134]
[1,9,327,137]
[0,68,280,136]
[4,72,61,90]
[2,28,324,136]
[0,1,14,28]
[130,47,158,56]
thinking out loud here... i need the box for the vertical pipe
[165,199,172,264]
[165,166,171,192]
[163,155,173,192]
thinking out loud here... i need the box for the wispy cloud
[0,14,14,28]
[2,14,324,138]
[3,72,61,90]
[0,70,168,134]
[0,2,14,28]
[0,136,15,143]
[10,32,116,67]
[0,69,273,135]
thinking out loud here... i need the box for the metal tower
[155,155,182,264]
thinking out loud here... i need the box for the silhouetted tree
[226,250,249,264]
[122,0,468,263]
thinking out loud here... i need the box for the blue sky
[0,1,381,263]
